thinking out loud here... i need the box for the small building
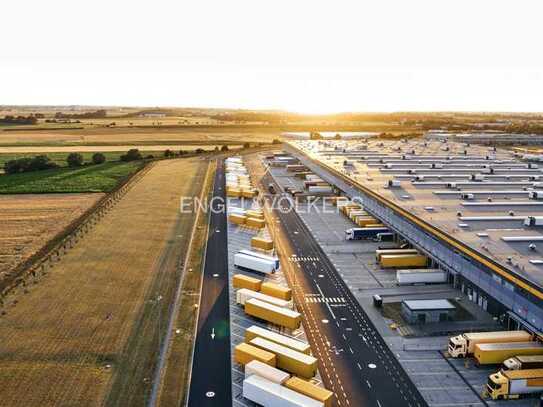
[401,299,456,324]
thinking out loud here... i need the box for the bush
[272,138,281,144]
[221,145,229,152]
[243,142,251,148]
[67,153,84,167]
[164,149,173,158]
[92,153,106,165]
[195,148,205,154]
[145,154,155,159]
[4,155,57,174]
[179,150,187,155]
[120,149,142,162]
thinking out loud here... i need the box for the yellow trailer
[245,298,301,330]
[233,274,262,291]
[227,188,241,198]
[246,210,264,219]
[380,254,427,268]
[474,342,543,365]
[246,217,265,228]
[228,214,246,225]
[245,325,311,355]
[375,249,419,261]
[249,337,318,379]
[235,342,276,367]
[284,377,334,407]
[251,237,274,251]
[448,330,532,358]
[261,282,292,301]
[241,190,257,198]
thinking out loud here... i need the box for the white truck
[448,330,531,358]
[396,269,447,285]
[238,249,280,270]
[243,373,324,407]
[503,355,543,370]
[486,368,543,400]
[234,253,277,274]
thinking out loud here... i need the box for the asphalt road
[187,159,232,407]
[257,162,428,407]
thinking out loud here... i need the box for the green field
[0,161,143,194]
[0,151,162,167]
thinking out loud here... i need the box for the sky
[1,0,543,113]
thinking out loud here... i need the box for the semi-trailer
[474,342,543,365]
[377,249,418,261]
[249,337,318,379]
[235,342,277,366]
[284,377,334,407]
[236,288,293,309]
[485,368,543,400]
[261,282,292,301]
[244,360,291,384]
[239,249,280,270]
[245,325,312,355]
[448,330,532,358]
[503,355,543,370]
[379,254,427,268]
[245,298,302,330]
[233,274,262,291]
[396,268,447,285]
[243,374,324,407]
[345,227,390,240]
[251,236,274,250]
[234,253,277,274]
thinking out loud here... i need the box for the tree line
[0,115,39,125]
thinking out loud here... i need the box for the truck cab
[448,335,467,357]
[486,371,509,400]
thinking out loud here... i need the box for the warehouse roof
[286,138,543,292]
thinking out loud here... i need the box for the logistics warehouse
[283,138,543,336]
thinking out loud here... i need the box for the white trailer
[243,374,324,407]
[307,186,333,194]
[236,288,293,309]
[238,249,280,270]
[396,269,447,285]
[245,360,291,384]
[234,253,277,274]
[524,216,543,227]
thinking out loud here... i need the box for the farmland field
[0,157,207,406]
[0,161,143,194]
[0,193,104,279]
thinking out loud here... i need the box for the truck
[245,298,301,330]
[375,248,418,261]
[238,249,280,270]
[503,355,543,370]
[245,360,291,384]
[379,254,427,268]
[243,374,324,407]
[448,330,532,358]
[345,227,390,240]
[376,232,394,242]
[268,183,276,194]
[234,253,277,274]
[236,288,293,309]
[474,342,543,365]
[485,368,543,400]
[396,269,447,285]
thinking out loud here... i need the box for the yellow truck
[245,298,301,330]
[448,330,532,358]
[474,342,543,365]
[233,274,262,291]
[249,337,318,379]
[284,377,334,407]
[375,249,418,262]
[485,368,543,400]
[235,342,277,367]
[379,254,427,268]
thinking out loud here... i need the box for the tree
[120,149,142,162]
[67,153,84,167]
[243,142,251,148]
[164,149,173,158]
[195,148,205,154]
[221,145,229,152]
[272,138,281,144]
[334,133,342,140]
[92,153,106,165]
[29,155,56,171]
[214,146,219,152]
[179,150,187,155]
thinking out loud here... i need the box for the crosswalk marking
[305,296,345,303]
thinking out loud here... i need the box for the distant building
[139,112,167,118]
[401,299,456,324]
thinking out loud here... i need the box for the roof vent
[507,256,513,263]
[529,243,537,251]
[509,211,515,216]
[457,211,462,217]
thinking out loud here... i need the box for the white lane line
[315,283,337,320]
